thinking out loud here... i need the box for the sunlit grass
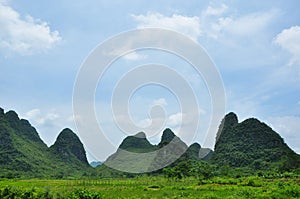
[0,176,299,198]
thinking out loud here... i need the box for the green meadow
[0,175,299,199]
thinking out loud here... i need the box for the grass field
[0,176,299,198]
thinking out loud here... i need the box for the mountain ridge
[101,128,213,175]
[0,107,91,178]
[1,106,299,178]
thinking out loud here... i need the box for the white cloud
[0,0,9,4]
[152,98,167,106]
[197,4,279,40]
[25,108,60,126]
[123,51,147,61]
[227,94,259,121]
[273,26,300,64]
[167,112,184,127]
[25,108,41,119]
[204,3,228,16]
[67,114,82,123]
[137,118,152,128]
[131,8,277,41]
[264,26,300,85]
[25,109,45,125]
[22,108,78,147]
[46,113,59,121]
[209,10,277,38]
[267,116,300,154]
[132,12,201,40]
[0,3,61,55]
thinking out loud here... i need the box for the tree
[163,161,192,179]
[191,161,214,180]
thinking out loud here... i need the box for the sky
[0,0,300,162]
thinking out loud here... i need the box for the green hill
[102,132,158,174]
[177,143,213,162]
[0,107,91,178]
[148,128,188,172]
[118,132,157,153]
[100,128,213,175]
[50,128,89,165]
[210,112,300,171]
[2,106,299,178]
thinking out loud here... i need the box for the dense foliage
[0,108,92,179]
[0,107,299,181]
[119,132,157,153]
[50,128,89,165]
[210,112,300,172]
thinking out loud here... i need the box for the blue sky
[0,0,300,162]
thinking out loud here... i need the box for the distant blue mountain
[90,161,102,168]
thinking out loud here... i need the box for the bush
[148,185,160,189]
[71,189,102,199]
[283,184,300,198]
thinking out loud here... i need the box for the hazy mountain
[178,143,213,162]
[199,148,213,161]
[103,132,158,174]
[148,128,188,172]
[90,161,102,168]
[101,128,212,175]
[118,132,157,153]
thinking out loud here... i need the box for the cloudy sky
[1,0,300,162]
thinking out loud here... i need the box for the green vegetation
[0,176,299,198]
[50,128,89,165]
[102,128,212,175]
[0,108,92,179]
[1,107,300,198]
[210,112,300,172]
[119,132,158,153]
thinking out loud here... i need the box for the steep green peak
[215,112,239,145]
[1,108,44,144]
[58,128,76,138]
[174,142,202,162]
[184,143,213,161]
[211,113,300,170]
[134,131,146,138]
[5,110,20,122]
[51,128,88,165]
[20,119,32,126]
[217,112,238,132]
[119,132,155,152]
[188,143,201,151]
[241,118,263,125]
[0,107,4,115]
[185,143,201,159]
[238,118,285,142]
[224,112,238,126]
[54,128,84,147]
[161,128,176,143]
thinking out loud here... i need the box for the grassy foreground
[0,176,299,198]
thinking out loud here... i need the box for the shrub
[71,189,102,199]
